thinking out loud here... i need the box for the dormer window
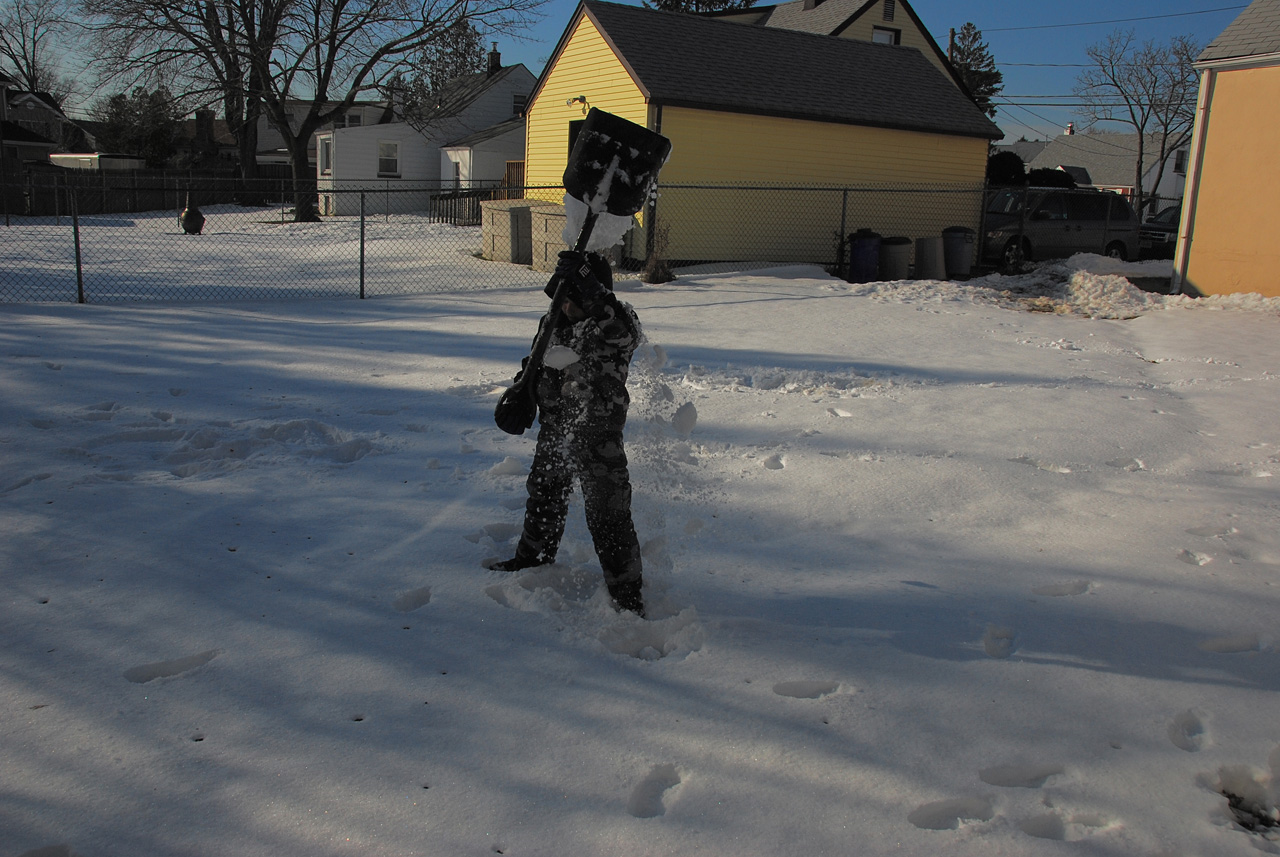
[872,26,900,45]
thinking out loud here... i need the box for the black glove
[553,251,609,313]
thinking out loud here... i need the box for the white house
[257,99,392,166]
[440,116,525,188]
[317,47,534,216]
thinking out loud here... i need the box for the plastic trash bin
[878,237,912,281]
[847,229,881,283]
[915,236,946,280]
[942,226,976,278]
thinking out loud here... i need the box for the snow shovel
[494,109,672,435]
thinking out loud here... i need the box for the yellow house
[525,0,1001,267]
[706,0,963,90]
[1173,0,1280,297]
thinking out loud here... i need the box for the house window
[513,93,528,115]
[453,160,462,188]
[882,0,895,21]
[346,113,361,128]
[378,141,400,176]
[872,26,900,45]
[319,138,332,175]
[1174,148,1188,175]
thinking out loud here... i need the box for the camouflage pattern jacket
[533,295,642,432]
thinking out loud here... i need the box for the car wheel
[1001,239,1027,273]
[1105,241,1127,261]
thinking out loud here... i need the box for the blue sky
[494,0,1248,142]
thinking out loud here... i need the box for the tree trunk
[287,134,319,222]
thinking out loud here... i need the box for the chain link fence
[0,180,1181,304]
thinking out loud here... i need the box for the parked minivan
[983,187,1140,271]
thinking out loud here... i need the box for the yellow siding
[1184,65,1280,297]
[524,13,649,198]
[654,107,987,264]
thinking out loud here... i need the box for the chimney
[1065,122,1075,135]
[488,43,501,76]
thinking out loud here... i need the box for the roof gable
[575,0,999,140]
[1198,0,1280,64]
[429,64,535,119]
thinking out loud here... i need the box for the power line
[983,6,1246,33]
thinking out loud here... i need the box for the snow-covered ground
[3,244,1280,857]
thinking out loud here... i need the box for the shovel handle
[520,210,600,379]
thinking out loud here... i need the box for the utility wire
[983,6,1246,33]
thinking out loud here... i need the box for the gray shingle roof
[1198,0,1280,63]
[443,116,524,148]
[1028,133,1167,188]
[581,0,999,139]
[754,0,875,35]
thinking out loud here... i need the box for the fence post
[71,190,85,304]
[837,188,849,278]
[360,192,366,299]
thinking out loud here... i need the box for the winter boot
[608,580,645,618]
[487,551,545,573]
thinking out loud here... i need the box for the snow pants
[515,415,643,600]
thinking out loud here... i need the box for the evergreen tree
[391,20,488,133]
[643,0,756,13]
[949,22,1003,118]
[91,87,184,167]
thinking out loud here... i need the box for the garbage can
[878,236,912,281]
[942,226,976,278]
[847,229,881,283]
[915,236,946,280]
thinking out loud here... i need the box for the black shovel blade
[563,109,672,217]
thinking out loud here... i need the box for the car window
[1108,196,1134,222]
[1152,205,1180,225]
[1034,193,1067,221]
[987,190,1024,215]
[1068,193,1110,221]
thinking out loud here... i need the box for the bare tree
[254,0,542,220]
[85,0,544,219]
[0,0,83,105]
[84,0,289,189]
[1074,29,1201,215]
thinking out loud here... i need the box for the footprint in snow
[123,649,221,684]
[1010,455,1071,474]
[907,796,994,830]
[1186,525,1237,538]
[1178,549,1213,567]
[772,680,840,699]
[1032,580,1091,597]
[1019,811,1114,841]
[627,764,682,818]
[1105,457,1146,471]
[978,762,1065,788]
[392,586,432,613]
[762,453,785,470]
[1169,709,1210,752]
[982,625,1015,659]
